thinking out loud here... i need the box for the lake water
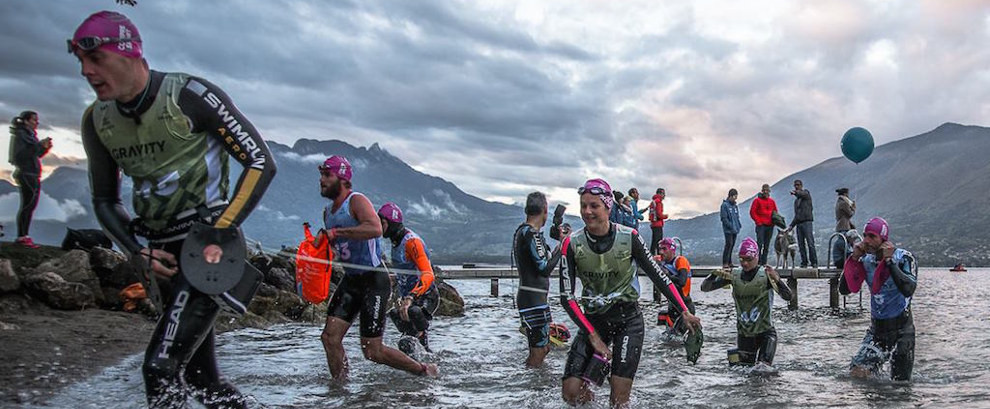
[34,268,990,408]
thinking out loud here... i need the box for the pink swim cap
[320,155,352,181]
[580,178,613,209]
[71,11,143,58]
[377,202,403,224]
[659,238,677,252]
[864,217,889,241]
[739,237,759,259]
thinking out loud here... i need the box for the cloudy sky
[2,0,989,218]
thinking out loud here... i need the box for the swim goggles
[577,186,608,195]
[67,36,141,53]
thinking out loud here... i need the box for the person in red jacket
[648,188,669,255]
[749,184,777,265]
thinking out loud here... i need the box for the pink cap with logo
[72,11,143,58]
[739,237,759,259]
[864,217,889,241]
[320,155,352,181]
[580,178,614,209]
[377,202,403,224]
[659,238,677,252]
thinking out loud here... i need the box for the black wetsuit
[82,70,276,408]
[701,267,792,365]
[512,223,562,347]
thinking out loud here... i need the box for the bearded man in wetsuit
[701,238,792,368]
[71,11,277,408]
[654,238,695,334]
[840,217,917,381]
[318,155,438,379]
[378,202,440,353]
[513,191,565,367]
[559,179,701,407]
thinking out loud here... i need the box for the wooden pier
[440,266,853,311]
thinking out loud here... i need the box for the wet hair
[525,191,547,216]
[728,188,738,197]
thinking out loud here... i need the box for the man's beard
[321,179,343,199]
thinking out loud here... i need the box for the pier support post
[829,277,839,312]
[491,278,499,297]
[787,277,798,310]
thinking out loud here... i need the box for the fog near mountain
[2,122,988,266]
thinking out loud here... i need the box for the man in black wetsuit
[70,11,277,408]
[512,192,566,367]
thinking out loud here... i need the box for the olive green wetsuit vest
[731,266,773,337]
[90,72,230,231]
[571,225,639,315]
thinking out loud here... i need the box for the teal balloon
[841,127,874,164]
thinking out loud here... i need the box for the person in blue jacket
[720,189,742,268]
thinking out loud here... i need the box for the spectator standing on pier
[701,237,792,368]
[627,188,647,223]
[720,188,742,268]
[648,188,668,255]
[788,179,818,268]
[750,184,777,265]
[839,217,917,381]
[512,191,565,367]
[832,188,856,267]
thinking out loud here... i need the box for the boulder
[90,247,132,288]
[22,271,96,310]
[0,259,21,293]
[34,250,104,306]
[265,267,295,292]
[435,280,465,317]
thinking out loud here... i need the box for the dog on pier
[774,228,797,269]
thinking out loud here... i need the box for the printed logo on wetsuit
[620,335,629,363]
[111,141,166,160]
[158,290,190,359]
[200,87,265,170]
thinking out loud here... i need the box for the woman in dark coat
[8,111,51,248]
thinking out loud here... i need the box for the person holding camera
[512,192,566,367]
[8,110,51,248]
[559,179,701,407]
[839,217,917,381]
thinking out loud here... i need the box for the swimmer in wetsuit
[654,238,695,334]
[840,217,917,381]
[378,202,440,353]
[559,179,701,408]
[71,11,277,408]
[318,156,438,379]
[701,237,792,367]
[513,192,566,367]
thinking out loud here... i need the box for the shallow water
[34,268,990,408]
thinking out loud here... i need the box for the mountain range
[2,122,988,266]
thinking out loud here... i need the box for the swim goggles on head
[578,186,608,195]
[67,36,141,53]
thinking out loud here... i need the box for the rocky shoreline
[0,242,464,406]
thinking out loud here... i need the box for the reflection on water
[36,268,990,408]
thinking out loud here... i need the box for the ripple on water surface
[37,268,990,408]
